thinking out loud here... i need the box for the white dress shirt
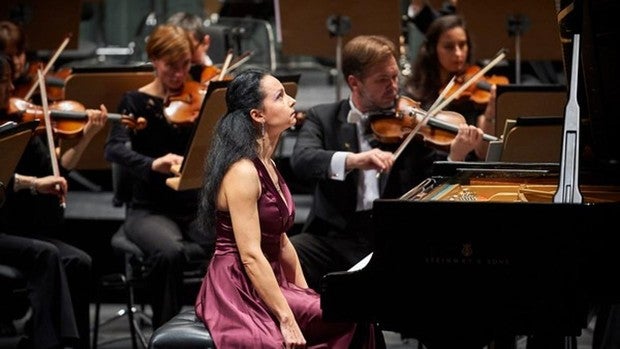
[329,100,380,211]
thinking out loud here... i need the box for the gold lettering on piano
[424,256,510,265]
[424,242,510,265]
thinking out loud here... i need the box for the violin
[163,80,206,126]
[7,97,147,138]
[199,65,223,83]
[369,96,498,151]
[197,50,252,85]
[13,62,71,102]
[13,34,73,102]
[445,65,509,108]
[198,65,234,83]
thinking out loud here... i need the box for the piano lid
[558,0,620,173]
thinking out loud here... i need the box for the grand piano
[320,1,620,348]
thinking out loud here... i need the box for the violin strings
[391,78,456,161]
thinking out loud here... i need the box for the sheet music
[348,252,373,271]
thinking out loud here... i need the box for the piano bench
[148,309,215,349]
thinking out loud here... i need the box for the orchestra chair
[92,160,209,348]
[215,16,277,71]
[0,121,38,345]
[91,161,149,349]
[147,309,214,349]
[0,264,28,346]
[202,24,231,65]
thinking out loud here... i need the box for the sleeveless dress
[195,158,362,348]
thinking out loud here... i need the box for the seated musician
[103,24,211,330]
[0,20,70,103]
[0,52,108,349]
[403,14,500,160]
[166,12,215,83]
[0,21,31,93]
[194,68,382,348]
[288,34,485,293]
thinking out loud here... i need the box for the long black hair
[198,69,268,234]
[404,15,473,109]
[0,54,12,116]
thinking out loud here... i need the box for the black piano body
[321,162,620,347]
[321,0,620,346]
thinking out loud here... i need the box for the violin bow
[432,49,507,117]
[217,49,234,81]
[24,33,72,101]
[392,49,507,162]
[226,50,253,73]
[37,69,66,208]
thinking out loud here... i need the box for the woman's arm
[280,234,308,288]
[223,159,305,347]
[60,104,108,170]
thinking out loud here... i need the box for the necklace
[262,158,286,201]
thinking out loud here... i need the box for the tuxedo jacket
[290,99,445,235]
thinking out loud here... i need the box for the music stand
[458,0,563,84]
[0,121,37,206]
[495,84,567,137]
[500,116,564,163]
[166,80,229,191]
[166,76,300,191]
[276,1,401,99]
[59,69,154,171]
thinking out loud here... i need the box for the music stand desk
[166,79,299,191]
[1,121,37,205]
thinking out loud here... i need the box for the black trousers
[0,233,90,349]
[290,211,373,293]
[124,207,203,329]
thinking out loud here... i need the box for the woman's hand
[151,153,184,174]
[280,317,306,349]
[34,175,67,197]
[82,104,109,139]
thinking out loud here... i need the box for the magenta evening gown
[195,158,370,348]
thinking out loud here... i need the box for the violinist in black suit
[289,34,485,293]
